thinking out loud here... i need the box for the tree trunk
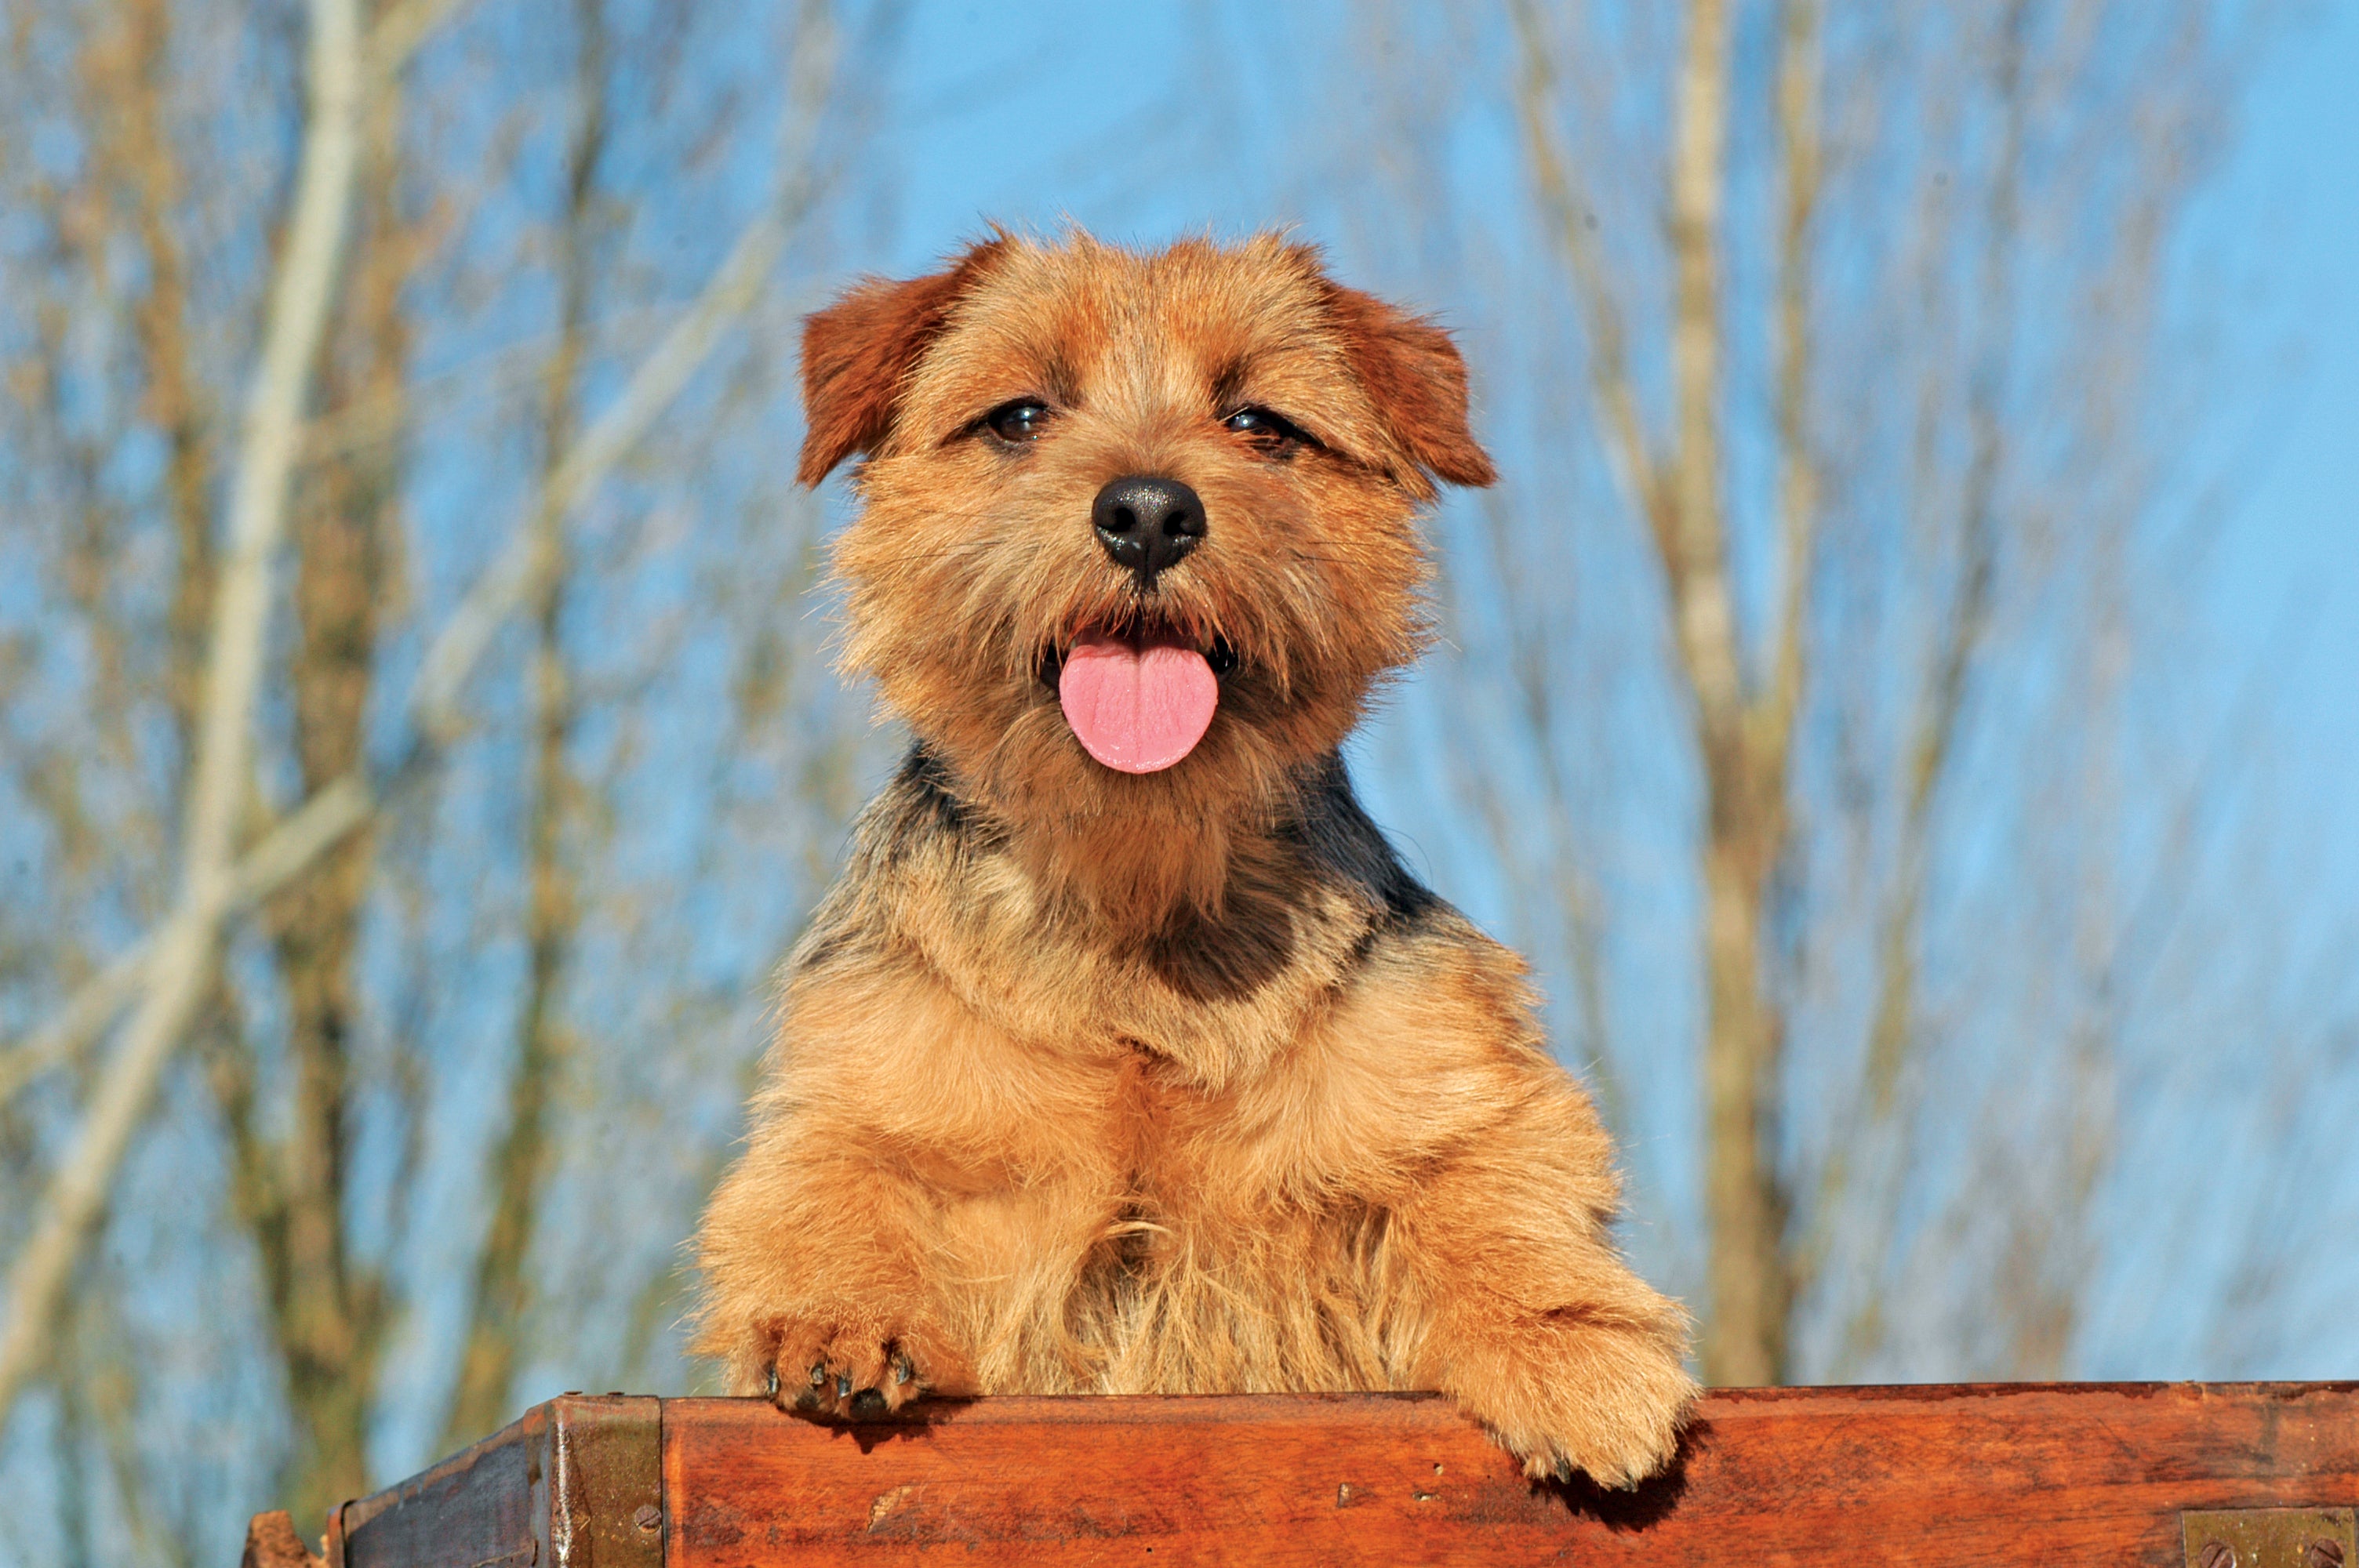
[1662,0,1795,1388]
[443,0,606,1448]
[258,33,416,1515]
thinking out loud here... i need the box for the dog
[692,230,1695,1486]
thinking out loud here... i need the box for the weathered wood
[299,1385,2359,1566]
[327,1394,660,1568]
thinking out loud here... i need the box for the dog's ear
[798,238,1008,487]
[1318,281,1497,492]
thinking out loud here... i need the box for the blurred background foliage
[1,2,2354,1563]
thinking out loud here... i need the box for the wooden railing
[243,1384,2359,1566]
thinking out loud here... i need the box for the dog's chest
[1100,1043,1229,1192]
[1088,1044,1321,1236]
[1041,1051,1403,1392]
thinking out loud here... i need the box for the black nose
[1092,474,1205,586]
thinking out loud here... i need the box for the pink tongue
[1057,635,1219,774]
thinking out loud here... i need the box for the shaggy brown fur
[692,230,1696,1486]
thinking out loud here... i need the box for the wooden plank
[660,1385,2359,1566]
[326,1395,660,1568]
[328,1405,543,1568]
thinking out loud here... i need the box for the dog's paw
[746,1308,970,1418]
[1450,1313,1698,1490]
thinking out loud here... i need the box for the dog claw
[892,1354,913,1386]
[808,1363,826,1388]
[836,1374,852,1399]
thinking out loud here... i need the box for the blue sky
[2200,2,2358,855]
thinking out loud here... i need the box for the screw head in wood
[2197,1543,2237,1568]
[633,1505,661,1534]
[2307,1540,2346,1568]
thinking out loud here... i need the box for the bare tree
[1483,0,2257,1384]
[1509,0,1811,1383]
[0,2,867,1537]
[0,0,368,1420]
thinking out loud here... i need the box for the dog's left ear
[798,238,1009,487]
[1318,281,1497,492]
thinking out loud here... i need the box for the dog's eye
[985,399,1054,445]
[1222,406,1310,455]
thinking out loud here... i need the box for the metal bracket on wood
[547,1396,663,1568]
[2183,1508,2356,1568]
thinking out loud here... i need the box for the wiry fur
[693,230,1696,1486]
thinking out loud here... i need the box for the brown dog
[692,230,1695,1486]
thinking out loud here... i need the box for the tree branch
[0,777,373,1105]
[365,0,470,85]
[1757,0,1823,771]
[0,96,832,1113]
[1664,0,1743,735]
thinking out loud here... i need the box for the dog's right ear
[798,238,1008,487]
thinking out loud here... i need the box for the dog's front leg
[1393,1082,1697,1488]
[694,1135,973,1416]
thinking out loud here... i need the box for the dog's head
[802,230,1493,907]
